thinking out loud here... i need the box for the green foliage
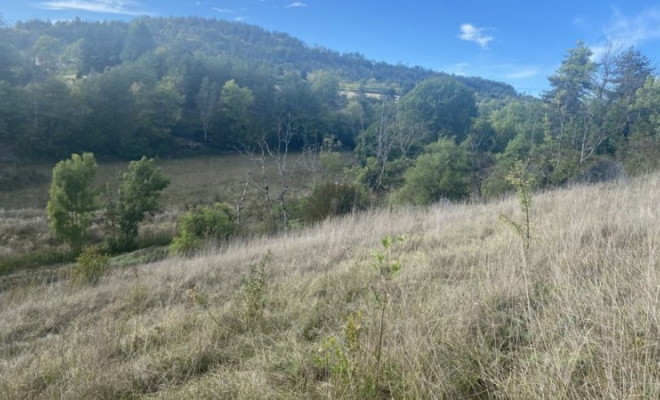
[357,157,411,195]
[170,202,237,254]
[106,157,170,252]
[398,76,477,143]
[499,161,535,252]
[47,153,99,253]
[242,251,271,327]
[370,235,405,383]
[396,138,470,205]
[71,245,110,285]
[121,19,155,62]
[303,182,368,223]
[217,79,255,146]
[314,311,364,393]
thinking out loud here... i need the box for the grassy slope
[2,175,660,399]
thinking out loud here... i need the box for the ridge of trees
[0,16,515,161]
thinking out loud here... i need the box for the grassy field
[0,153,351,266]
[1,173,659,398]
[0,153,332,210]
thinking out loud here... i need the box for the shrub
[170,202,236,254]
[71,245,109,285]
[357,157,411,195]
[303,182,368,223]
[396,138,470,205]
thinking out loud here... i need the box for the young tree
[195,76,219,146]
[106,157,170,251]
[47,152,99,252]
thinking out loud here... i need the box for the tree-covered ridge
[0,16,515,160]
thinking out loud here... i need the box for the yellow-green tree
[47,153,99,252]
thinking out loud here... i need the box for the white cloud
[590,8,660,59]
[458,23,494,49]
[286,2,307,8]
[37,0,152,16]
[235,16,248,22]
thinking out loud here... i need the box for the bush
[71,245,109,285]
[303,182,368,223]
[396,138,470,205]
[357,157,411,195]
[170,202,236,254]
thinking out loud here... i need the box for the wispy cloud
[448,62,540,80]
[504,67,539,80]
[285,2,307,8]
[235,16,248,22]
[36,0,153,16]
[458,23,494,49]
[212,8,235,14]
[590,7,660,59]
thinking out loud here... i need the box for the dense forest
[0,16,659,200]
[0,16,513,160]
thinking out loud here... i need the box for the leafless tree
[263,115,303,231]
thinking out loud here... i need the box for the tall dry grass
[2,174,660,398]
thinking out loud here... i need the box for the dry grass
[0,153,350,262]
[2,174,660,398]
[0,154,329,211]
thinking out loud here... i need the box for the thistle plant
[499,161,535,254]
[242,251,271,327]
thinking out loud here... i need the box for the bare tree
[300,133,322,186]
[235,156,253,227]
[235,140,274,225]
[263,115,302,231]
[374,98,398,189]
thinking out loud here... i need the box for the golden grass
[2,174,660,398]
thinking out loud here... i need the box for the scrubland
[2,174,660,399]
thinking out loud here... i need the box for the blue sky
[2,1,660,94]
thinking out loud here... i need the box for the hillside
[0,16,517,161]
[2,174,658,399]
[8,17,517,98]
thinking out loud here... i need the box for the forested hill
[8,17,516,98]
[0,16,515,160]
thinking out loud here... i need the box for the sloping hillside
[2,175,659,398]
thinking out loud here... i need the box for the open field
[2,173,660,398]
[0,153,352,266]
[0,153,337,210]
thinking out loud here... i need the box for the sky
[2,0,660,95]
